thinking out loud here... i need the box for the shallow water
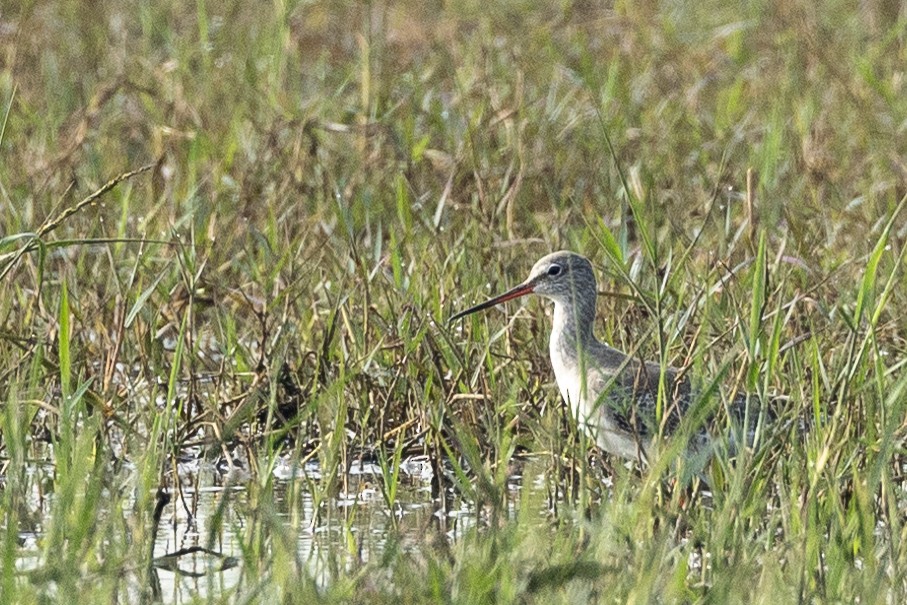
[147,457,537,603]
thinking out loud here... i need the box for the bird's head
[449,250,597,322]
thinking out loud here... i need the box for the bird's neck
[551,299,596,357]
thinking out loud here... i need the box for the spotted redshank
[450,250,706,462]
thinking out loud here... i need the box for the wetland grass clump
[1,0,907,602]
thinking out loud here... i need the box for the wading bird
[450,250,741,463]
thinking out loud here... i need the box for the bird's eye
[547,264,562,277]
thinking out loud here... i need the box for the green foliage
[0,0,906,602]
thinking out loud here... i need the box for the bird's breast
[548,338,649,460]
[549,337,584,414]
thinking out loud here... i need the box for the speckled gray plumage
[453,251,706,461]
[537,252,695,459]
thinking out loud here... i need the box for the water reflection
[151,456,530,603]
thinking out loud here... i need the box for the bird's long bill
[448,282,534,323]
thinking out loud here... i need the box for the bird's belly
[592,419,647,460]
[550,353,647,461]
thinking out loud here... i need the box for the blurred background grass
[1,0,907,602]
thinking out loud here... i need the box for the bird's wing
[588,358,692,438]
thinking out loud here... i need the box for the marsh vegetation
[1,1,907,602]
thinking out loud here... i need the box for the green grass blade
[854,193,906,326]
[58,279,71,398]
